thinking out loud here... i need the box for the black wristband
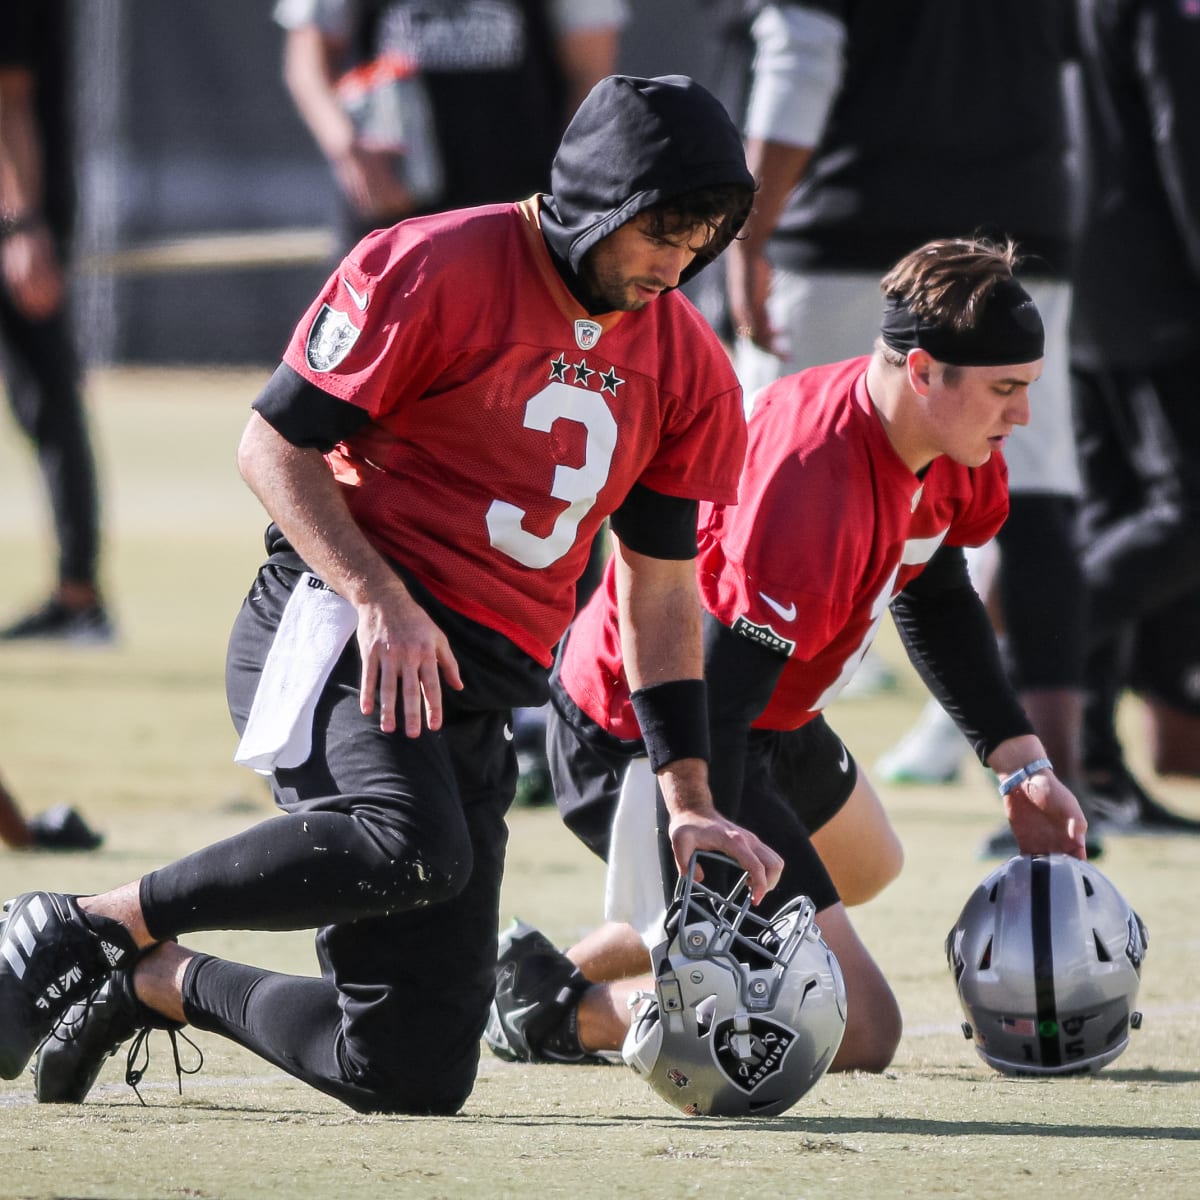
[0,212,42,240]
[629,678,710,772]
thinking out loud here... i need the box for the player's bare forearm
[0,68,46,225]
[236,412,461,734]
[237,412,397,603]
[611,538,703,688]
[611,539,783,899]
[282,26,357,163]
[556,27,620,116]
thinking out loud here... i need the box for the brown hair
[641,182,755,265]
[877,236,1024,368]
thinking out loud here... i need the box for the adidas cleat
[0,892,137,1079]
[36,968,192,1105]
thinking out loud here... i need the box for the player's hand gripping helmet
[947,854,1148,1076]
[622,851,846,1117]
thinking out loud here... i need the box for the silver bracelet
[998,757,1053,797]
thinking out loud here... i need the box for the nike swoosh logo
[758,591,797,622]
[503,724,514,742]
[838,742,850,773]
[342,277,369,311]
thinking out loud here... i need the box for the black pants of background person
[134,554,544,1114]
[1073,350,1200,772]
[993,491,1087,699]
[0,287,99,588]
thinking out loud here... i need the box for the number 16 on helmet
[946,853,1148,1076]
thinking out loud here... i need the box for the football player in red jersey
[1,75,781,1113]
[485,237,1092,1073]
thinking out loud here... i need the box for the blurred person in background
[1065,0,1200,832]
[276,0,628,250]
[0,0,111,643]
[1118,596,1200,781]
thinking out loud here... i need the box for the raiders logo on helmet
[713,1017,796,1093]
[623,852,846,1117]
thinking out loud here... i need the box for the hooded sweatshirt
[541,73,755,290]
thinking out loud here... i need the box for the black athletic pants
[1072,355,1200,766]
[140,562,522,1114]
[993,492,1086,693]
[0,285,99,586]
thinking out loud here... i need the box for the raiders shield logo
[713,1017,796,1093]
[574,319,603,350]
[305,304,361,372]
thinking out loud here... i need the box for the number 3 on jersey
[485,381,618,568]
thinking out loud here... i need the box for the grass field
[1,368,1198,1200]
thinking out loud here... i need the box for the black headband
[880,276,1044,366]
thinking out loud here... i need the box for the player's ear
[906,348,934,395]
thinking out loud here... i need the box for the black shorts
[547,670,851,913]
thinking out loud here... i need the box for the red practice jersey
[282,198,746,664]
[561,356,1010,735]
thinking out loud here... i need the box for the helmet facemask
[623,851,847,1116]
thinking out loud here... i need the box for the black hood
[541,74,754,288]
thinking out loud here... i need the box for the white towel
[604,756,669,948]
[234,572,358,774]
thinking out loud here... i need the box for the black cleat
[27,805,104,852]
[976,822,1105,861]
[0,598,114,645]
[0,892,137,1079]
[1087,765,1200,835]
[484,919,610,1065]
[35,968,192,1104]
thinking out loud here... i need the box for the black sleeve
[890,543,1033,763]
[252,362,372,450]
[702,611,788,819]
[1141,2,1200,280]
[609,483,698,560]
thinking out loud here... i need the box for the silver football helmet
[622,851,847,1117]
[947,854,1148,1076]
